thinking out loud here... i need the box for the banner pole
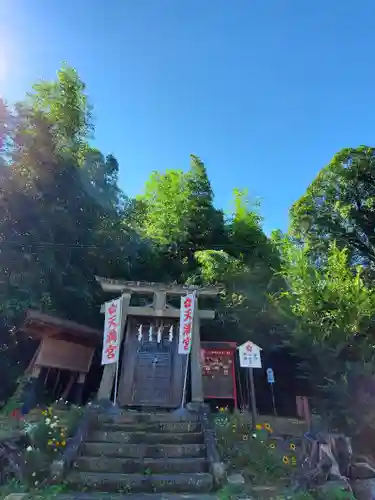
[113,358,119,406]
[174,290,197,415]
[249,367,257,430]
[180,351,190,408]
[271,383,277,416]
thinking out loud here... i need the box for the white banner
[239,341,262,368]
[178,293,195,355]
[101,297,123,365]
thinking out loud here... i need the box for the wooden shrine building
[20,310,102,408]
[96,277,220,409]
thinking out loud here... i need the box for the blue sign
[266,368,275,384]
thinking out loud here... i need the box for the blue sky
[1,0,374,233]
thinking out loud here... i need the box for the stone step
[58,493,216,500]
[82,442,206,459]
[74,456,208,474]
[98,412,199,425]
[65,471,213,493]
[89,431,203,445]
[97,421,201,434]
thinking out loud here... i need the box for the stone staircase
[62,410,215,498]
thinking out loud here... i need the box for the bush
[21,403,83,488]
[215,409,296,486]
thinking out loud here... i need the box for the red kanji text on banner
[101,297,123,365]
[178,293,195,355]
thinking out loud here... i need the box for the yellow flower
[290,443,296,451]
[264,423,273,433]
[269,443,276,449]
[47,440,53,446]
[61,440,66,447]
[219,407,225,413]
[42,410,47,416]
[282,456,290,465]
[55,442,60,447]
[255,424,263,430]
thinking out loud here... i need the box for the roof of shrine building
[95,276,221,296]
[20,310,102,343]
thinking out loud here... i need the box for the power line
[0,240,141,250]
[0,238,273,252]
[0,240,202,249]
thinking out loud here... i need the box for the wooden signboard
[35,337,94,373]
[201,341,237,407]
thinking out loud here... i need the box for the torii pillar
[190,296,203,404]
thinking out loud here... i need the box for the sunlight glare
[0,54,6,81]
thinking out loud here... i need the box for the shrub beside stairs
[59,409,217,499]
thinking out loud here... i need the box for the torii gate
[95,277,219,408]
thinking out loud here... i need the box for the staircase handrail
[198,404,226,487]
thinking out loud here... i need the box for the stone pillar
[97,293,131,402]
[190,295,204,404]
[72,373,86,405]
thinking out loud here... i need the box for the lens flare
[0,55,6,81]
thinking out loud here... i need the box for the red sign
[201,346,237,406]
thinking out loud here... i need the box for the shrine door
[131,335,172,406]
[118,319,186,408]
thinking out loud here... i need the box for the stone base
[96,398,116,409]
[186,402,208,413]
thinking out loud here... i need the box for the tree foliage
[290,146,375,270]
[274,238,375,347]
[272,234,375,432]
[0,66,146,400]
[28,63,93,162]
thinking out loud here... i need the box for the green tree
[133,169,189,245]
[0,66,146,402]
[188,191,283,346]
[28,63,93,162]
[81,149,124,211]
[290,146,375,271]
[272,236,375,431]
[185,155,226,252]
[131,155,227,282]
[227,189,264,258]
